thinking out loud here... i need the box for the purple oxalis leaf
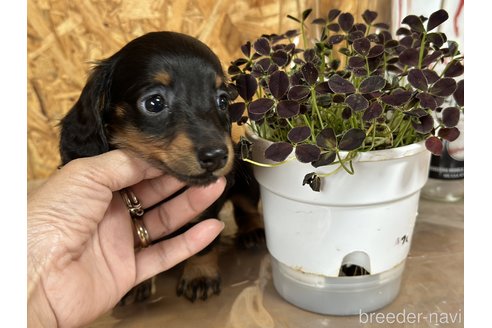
[295,144,321,163]
[425,136,443,155]
[328,74,356,94]
[265,142,293,162]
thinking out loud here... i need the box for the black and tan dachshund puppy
[59,31,263,303]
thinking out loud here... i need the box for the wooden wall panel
[27,0,391,180]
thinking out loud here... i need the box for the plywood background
[27,0,391,180]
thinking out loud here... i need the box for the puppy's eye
[217,95,229,111]
[143,94,167,113]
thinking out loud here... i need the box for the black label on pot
[429,141,464,180]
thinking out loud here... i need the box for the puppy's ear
[59,60,114,164]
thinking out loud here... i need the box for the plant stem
[301,114,317,143]
[286,118,294,129]
[336,150,355,175]
[382,52,388,76]
[365,121,377,151]
[316,164,344,178]
[418,32,427,69]
[301,21,308,49]
[242,156,294,167]
[390,110,404,132]
[394,118,411,147]
[310,88,324,129]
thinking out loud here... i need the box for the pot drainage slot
[338,251,371,276]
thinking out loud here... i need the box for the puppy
[59,31,263,303]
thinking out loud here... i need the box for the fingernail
[207,177,226,190]
[216,176,226,185]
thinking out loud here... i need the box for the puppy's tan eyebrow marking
[154,71,172,86]
[215,75,223,89]
[114,105,126,119]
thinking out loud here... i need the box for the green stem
[398,65,409,83]
[394,119,411,147]
[316,164,344,178]
[336,150,355,175]
[365,121,377,151]
[371,121,377,149]
[349,114,358,129]
[302,114,311,127]
[301,22,308,49]
[310,88,324,129]
[418,32,427,69]
[301,114,316,143]
[319,47,326,82]
[242,156,294,167]
[390,110,404,132]
[383,52,388,77]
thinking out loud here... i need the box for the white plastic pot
[246,130,431,315]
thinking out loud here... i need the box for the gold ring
[133,218,151,248]
[120,189,151,248]
[121,189,144,218]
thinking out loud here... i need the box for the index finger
[64,149,164,192]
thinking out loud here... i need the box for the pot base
[271,256,405,316]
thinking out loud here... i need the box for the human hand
[27,150,226,327]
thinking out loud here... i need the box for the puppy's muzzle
[198,146,229,172]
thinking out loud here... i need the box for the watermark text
[359,309,463,325]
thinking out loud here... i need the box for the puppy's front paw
[177,272,221,302]
[236,228,265,249]
[134,279,153,302]
[117,277,155,306]
[176,250,220,302]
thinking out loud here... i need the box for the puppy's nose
[198,146,228,172]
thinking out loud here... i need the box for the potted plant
[227,8,464,315]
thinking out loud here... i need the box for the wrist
[28,280,57,327]
[28,225,57,327]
